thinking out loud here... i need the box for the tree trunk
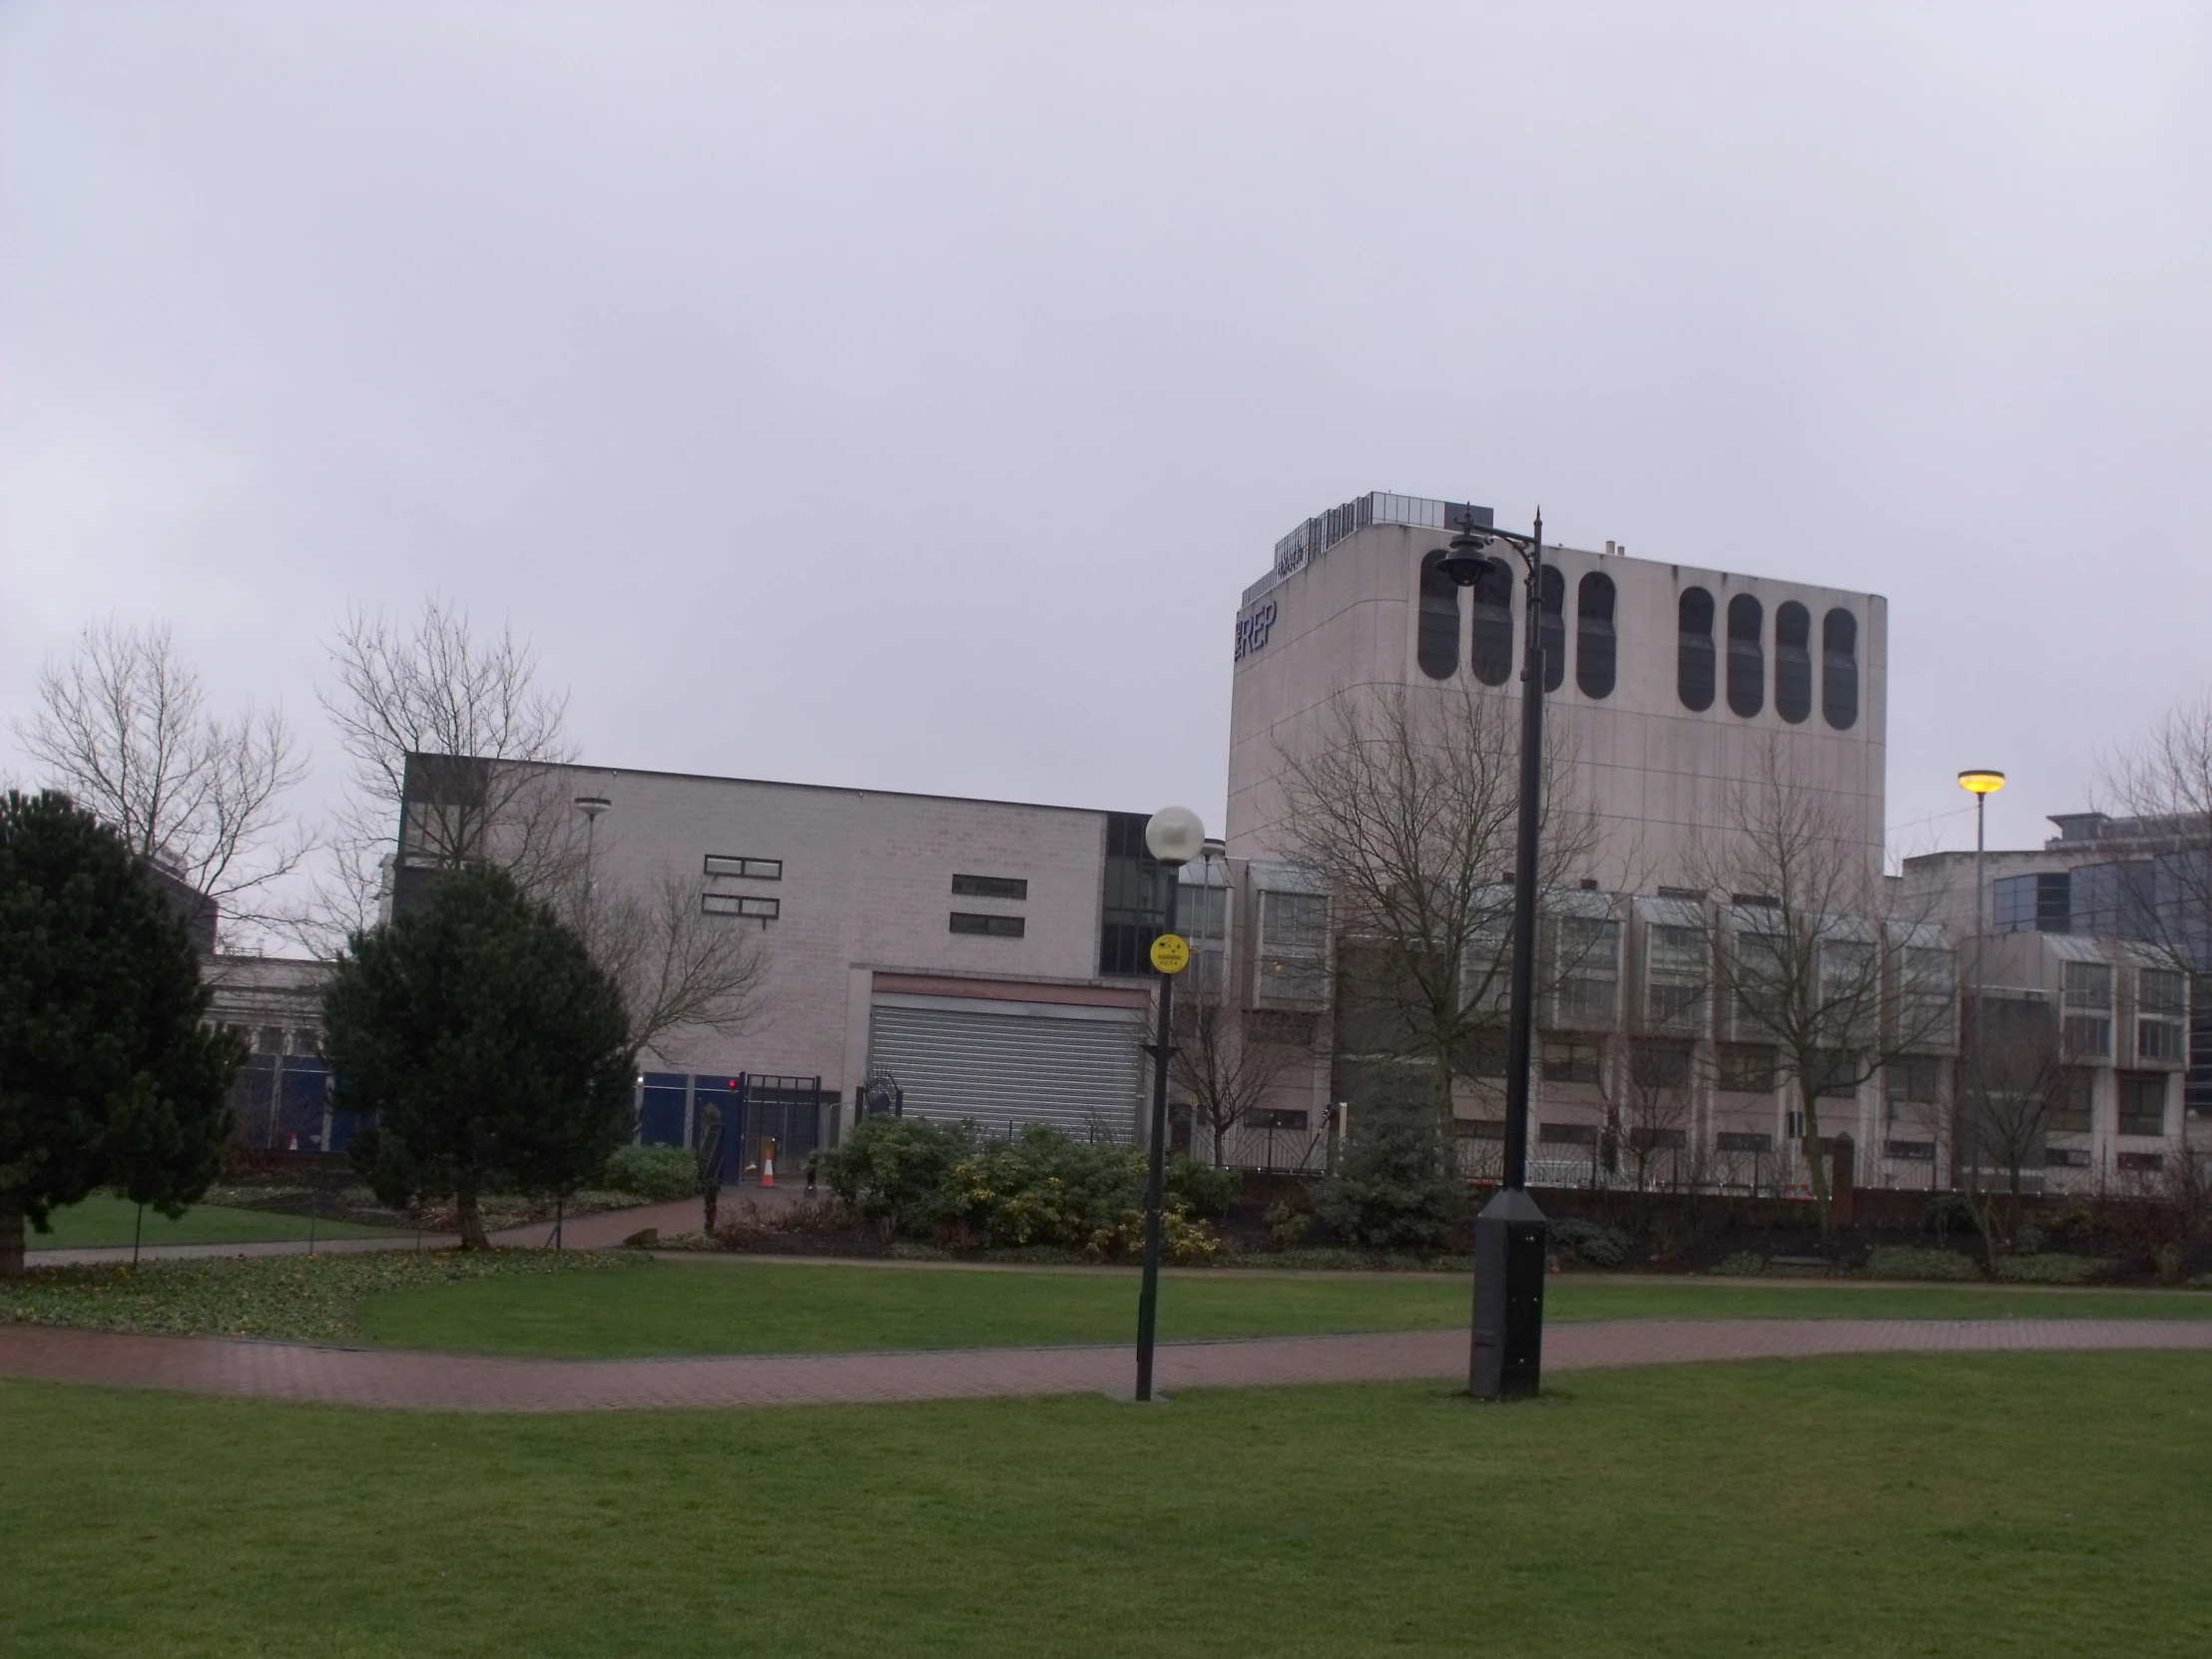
[455,1185,489,1251]
[1798,1084,1834,1241]
[0,1188,24,1278]
[702,1183,720,1237]
[1211,1114,1228,1170]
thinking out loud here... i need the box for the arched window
[1726,593,1764,718]
[1677,588,1716,712]
[1416,550,1460,681]
[1774,601,1812,724]
[1539,566,1565,693]
[1576,572,1616,700]
[1470,558,1514,686]
[1823,608,1859,730]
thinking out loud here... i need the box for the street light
[1957,771,2005,1073]
[1134,804,1204,1402]
[1433,507,1550,1400]
[575,795,611,929]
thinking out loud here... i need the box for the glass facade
[1774,601,1813,724]
[1098,812,1172,976]
[1677,588,1716,711]
[1822,608,1859,730]
[1575,572,1616,699]
[1726,594,1765,718]
[1416,550,1460,680]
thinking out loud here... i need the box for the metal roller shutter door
[868,996,1142,1139]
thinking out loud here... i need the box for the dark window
[951,873,1028,900]
[1885,1140,1936,1162]
[1716,1130,1774,1153]
[2117,1073,2166,1136]
[1459,1119,1507,1141]
[1099,812,1170,975]
[1774,601,1812,724]
[2049,1070,2094,1135]
[1717,1045,1777,1093]
[1538,1120,1599,1145]
[1540,1039,1602,1085]
[1470,558,1514,686]
[1993,871,2072,934]
[704,854,782,880]
[1886,1059,1942,1104]
[1576,572,1617,699]
[2045,1146,2092,1169]
[2116,1151,2166,1172]
[1821,608,1859,730]
[1538,566,1566,693]
[1726,593,1764,718]
[1630,1126,1688,1151]
[950,911,1025,939]
[1677,588,1716,711]
[1416,550,1461,680]
[703,894,779,919]
[1630,1042,1692,1088]
[1817,1053,1860,1098]
[1253,1109,1309,1131]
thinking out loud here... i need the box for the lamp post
[1435,508,1550,1400]
[574,795,611,930]
[1134,804,1205,1402]
[1956,771,2005,1129]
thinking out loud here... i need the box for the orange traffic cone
[762,1153,776,1188]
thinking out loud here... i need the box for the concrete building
[1228,491,1890,888]
[395,759,1183,1166]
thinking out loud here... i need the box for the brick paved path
[2,1319,2206,1412]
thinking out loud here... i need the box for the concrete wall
[532,764,1139,1104]
[1227,506,1888,891]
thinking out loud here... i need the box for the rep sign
[1234,599,1277,663]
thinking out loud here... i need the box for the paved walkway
[2,1319,2205,1413]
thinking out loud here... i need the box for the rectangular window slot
[703,894,780,919]
[705,855,783,880]
[951,873,1028,900]
[950,912,1025,939]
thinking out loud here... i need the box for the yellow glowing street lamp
[1957,770,2005,1045]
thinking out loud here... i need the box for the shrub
[1549,1218,1631,1269]
[1313,1091,1461,1251]
[600,1145,697,1202]
[1166,1157,1241,1219]
[949,1126,1145,1251]
[815,1116,977,1236]
[1262,1199,1312,1249]
[1863,1245,1981,1282]
[1992,1251,2107,1285]
[1710,1250,1768,1277]
[1923,1192,1978,1237]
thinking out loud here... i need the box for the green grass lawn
[351,1255,2212,1358]
[29,1194,393,1252]
[3,1353,2208,1657]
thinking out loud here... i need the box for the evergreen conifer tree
[324,863,634,1248]
[0,790,241,1274]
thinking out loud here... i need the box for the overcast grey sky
[4,2,2208,871]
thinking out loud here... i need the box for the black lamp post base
[1470,1187,1548,1399]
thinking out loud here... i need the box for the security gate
[867,991,1143,1139]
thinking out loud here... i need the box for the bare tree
[1275,680,1597,1128]
[1929,1001,2076,1271]
[1609,1041,1702,1193]
[581,871,769,1062]
[1172,999,1301,1169]
[313,597,577,943]
[2100,691,2212,995]
[14,621,307,937]
[1686,741,1956,1239]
